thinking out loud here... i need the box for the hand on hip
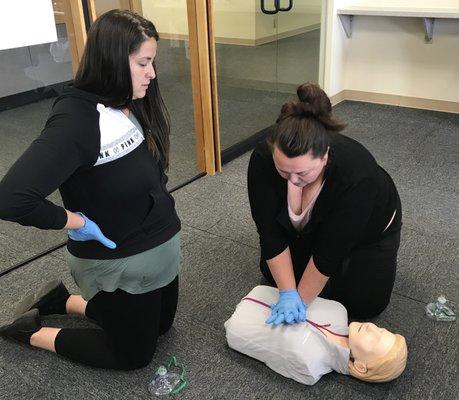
[68,213,117,249]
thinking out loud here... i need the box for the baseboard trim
[254,24,321,46]
[159,24,320,47]
[0,80,72,112]
[330,91,346,106]
[330,90,459,114]
[221,125,274,165]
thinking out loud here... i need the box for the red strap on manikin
[243,296,349,338]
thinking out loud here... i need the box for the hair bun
[276,82,346,133]
[279,101,316,120]
[296,82,332,117]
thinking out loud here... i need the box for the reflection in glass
[0,0,200,272]
[91,0,199,187]
[0,2,74,272]
[213,0,322,151]
[277,0,322,91]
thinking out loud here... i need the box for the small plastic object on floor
[148,356,187,397]
[425,295,456,322]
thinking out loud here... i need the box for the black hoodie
[248,134,401,277]
[0,87,181,259]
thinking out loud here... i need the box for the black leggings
[54,276,179,370]
[261,229,401,320]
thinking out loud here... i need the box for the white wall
[141,0,189,37]
[142,0,320,43]
[142,0,256,40]
[256,1,322,41]
[344,16,459,102]
[278,0,322,36]
[324,0,459,102]
[215,0,255,41]
[94,0,126,16]
[343,0,459,10]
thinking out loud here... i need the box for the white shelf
[336,5,459,42]
[337,6,459,19]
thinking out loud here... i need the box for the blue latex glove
[68,213,117,249]
[266,289,308,325]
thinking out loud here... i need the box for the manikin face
[129,37,157,100]
[272,145,328,187]
[349,322,396,368]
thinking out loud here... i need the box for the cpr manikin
[224,286,407,385]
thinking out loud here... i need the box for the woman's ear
[322,146,330,162]
[353,360,368,374]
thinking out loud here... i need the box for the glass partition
[91,0,199,188]
[213,0,323,152]
[0,1,75,272]
[0,0,199,273]
[277,0,322,94]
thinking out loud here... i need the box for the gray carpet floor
[0,101,457,399]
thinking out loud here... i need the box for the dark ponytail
[268,82,346,158]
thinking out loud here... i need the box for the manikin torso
[225,286,351,385]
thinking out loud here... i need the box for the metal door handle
[277,0,293,12]
[261,0,278,14]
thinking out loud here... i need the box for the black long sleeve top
[0,87,180,259]
[247,133,401,277]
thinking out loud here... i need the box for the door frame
[54,0,87,75]
[186,0,221,174]
[81,0,221,175]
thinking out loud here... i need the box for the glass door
[0,0,202,274]
[212,0,324,157]
[276,0,323,100]
[87,0,201,189]
[213,0,281,152]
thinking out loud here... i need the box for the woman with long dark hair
[248,83,402,324]
[0,10,181,370]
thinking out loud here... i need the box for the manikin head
[348,322,408,382]
[269,82,346,187]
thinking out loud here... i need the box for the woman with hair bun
[248,83,402,324]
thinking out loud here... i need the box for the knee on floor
[116,344,157,371]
